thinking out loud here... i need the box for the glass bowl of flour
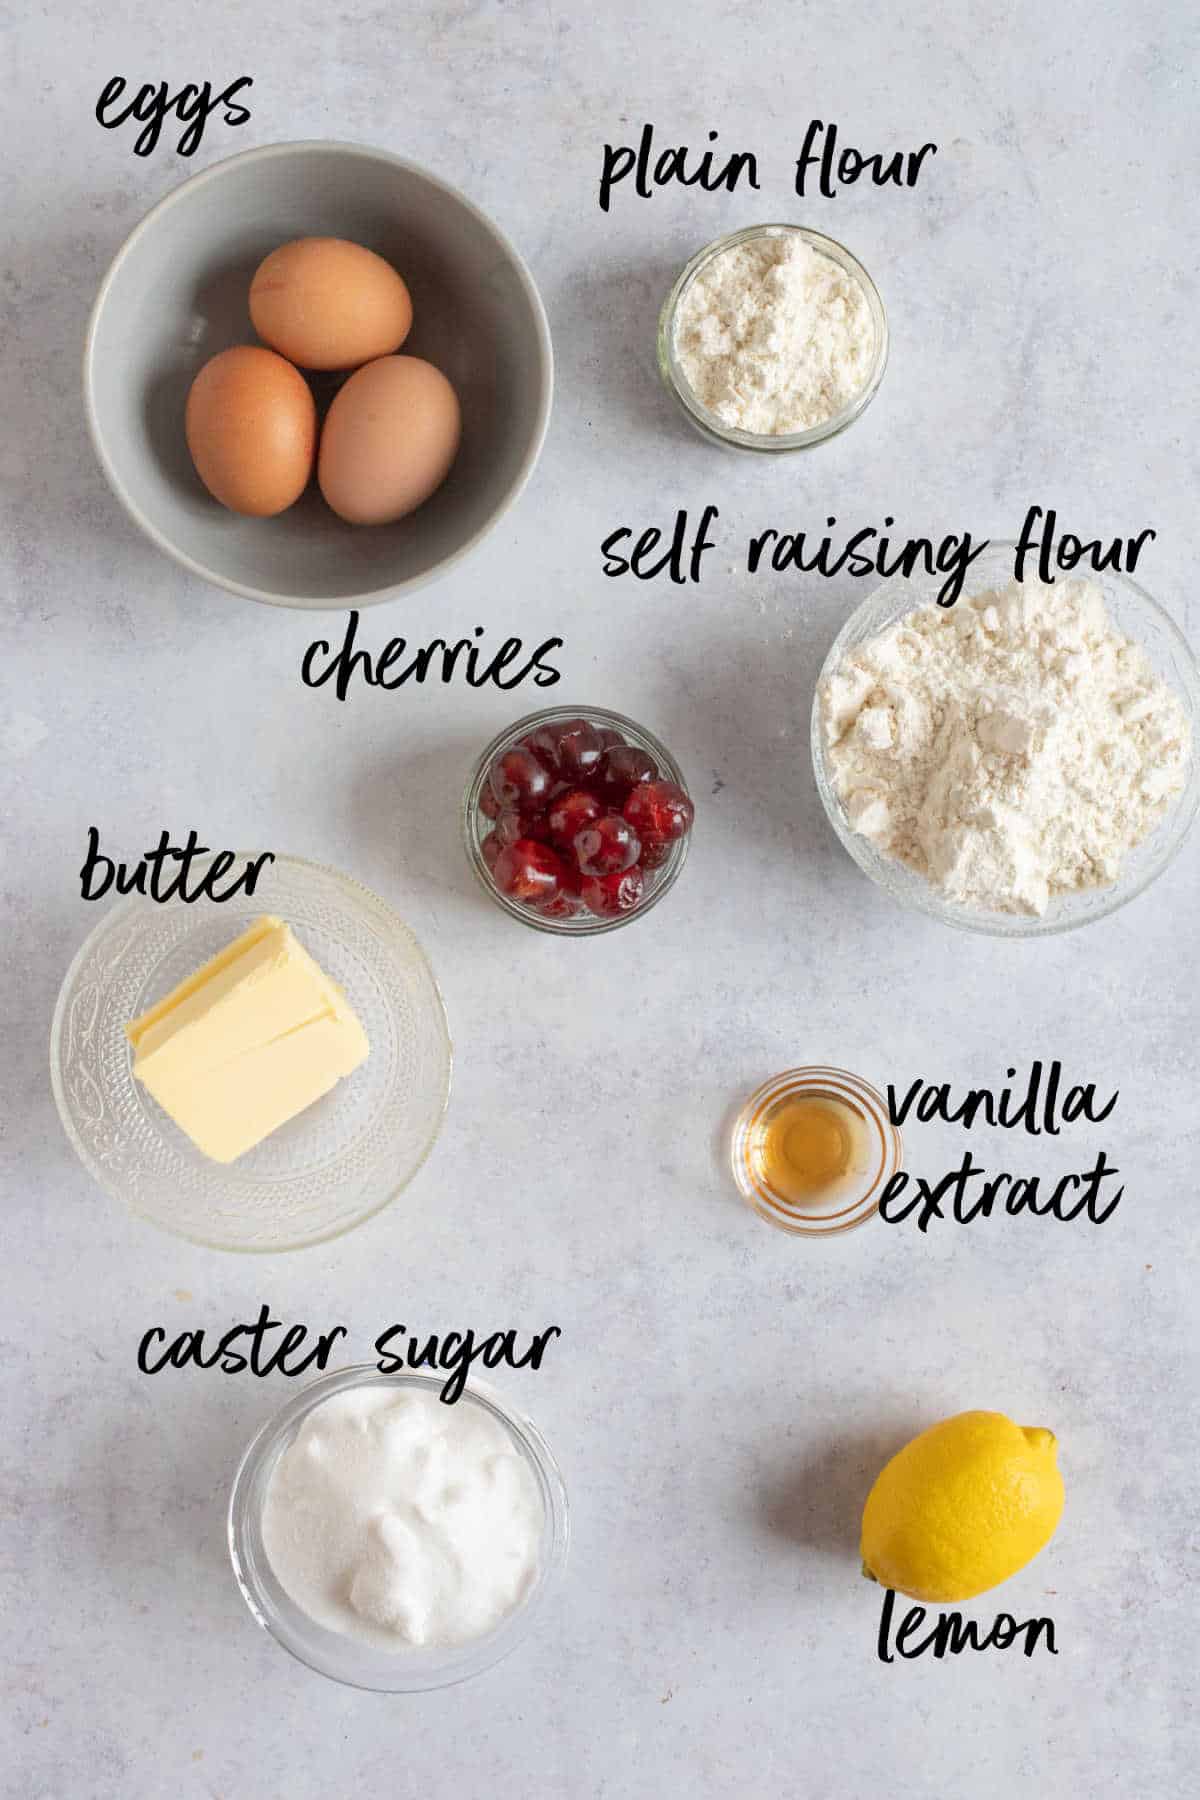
[658,223,888,452]
[811,546,1200,937]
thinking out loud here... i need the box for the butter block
[126,915,369,1163]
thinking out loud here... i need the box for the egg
[185,346,316,517]
[249,237,413,372]
[317,355,462,526]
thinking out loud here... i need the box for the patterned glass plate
[50,855,452,1251]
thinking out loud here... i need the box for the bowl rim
[227,1363,570,1691]
[810,546,1200,937]
[48,851,454,1252]
[82,138,555,609]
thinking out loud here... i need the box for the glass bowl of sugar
[228,1365,570,1691]
[657,223,888,452]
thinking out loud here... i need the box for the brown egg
[317,355,462,526]
[185,346,316,517]
[249,237,413,372]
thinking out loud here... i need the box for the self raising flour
[819,579,1192,916]
[674,232,876,435]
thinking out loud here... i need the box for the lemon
[860,1410,1064,1603]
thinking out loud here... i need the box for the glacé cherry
[638,831,672,870]
[574,813,641,877]
[547,786,603,848]
[489,746,553,810]
[623,779,694,842]
[491,838,562,904]
[597,744,656,806]
[496,806,551,848]
[528,718,603,783]
[581,865,645,916]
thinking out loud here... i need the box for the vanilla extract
[745,1089,871,1212]
[879,1148,1124,1232]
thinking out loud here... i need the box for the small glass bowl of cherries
[463,706,694,934]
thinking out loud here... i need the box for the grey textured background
[3,1,1198,1795]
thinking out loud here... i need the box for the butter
[126,915,369,1163]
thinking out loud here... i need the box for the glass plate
[50,855,452,1250]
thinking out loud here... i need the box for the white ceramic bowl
[811,546,1200,936]
[49,855,452,1250]
[84,140,553,606]
[228,1366,569,1691]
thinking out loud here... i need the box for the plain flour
[674,233,874,435]
[819,578,1192,916]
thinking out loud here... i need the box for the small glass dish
[810,544,1200,937]
[49,854,452,1251]
[731,1067,901,1236]
[462,704,691,935]
[657,223,888,453]
[228,1365,570,1692]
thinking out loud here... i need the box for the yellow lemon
[860,1410,1064,1603]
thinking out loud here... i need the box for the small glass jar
[731,1066,901,1236]
[228,1365,570,1692]
[657,223,889,453]
[462,704,692,936]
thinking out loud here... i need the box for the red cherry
[624,779,693,842]
[481,831,501,870]
[595,726,625,751]
[528,718,603,783]
[521,725,557,771]
[547,786,602,848]
[558,855,585,895]
[639,831,672,870]
[489,747,553,811]
[597,744,657,807]
[516,732,555,767]
[496,807,551,847]
[581,865,645,917]
[534,889,583,920]
[574,812,641,876]
[491,839,562,904]
[479,784,501,821]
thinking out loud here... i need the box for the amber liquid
[747,1091,867,1210]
